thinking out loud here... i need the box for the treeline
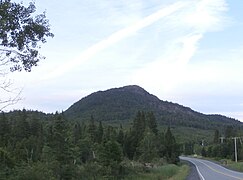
[202,127,243,160]
[183,126,243,161]
[0,110,180,179]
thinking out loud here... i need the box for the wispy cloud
[132,0,229,94]
[6,0,234,115]
[42,1,188,80]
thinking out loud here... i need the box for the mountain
[65,85,242,130]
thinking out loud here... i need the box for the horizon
[2,0,243,121]
[3,84,241,122]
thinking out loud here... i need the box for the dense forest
[0,110,181,179]
[1,87,243,179]
[1,1,243,179]
[65,85,242,130]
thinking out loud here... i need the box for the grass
[225,161,243,172]
[125,164,189,180]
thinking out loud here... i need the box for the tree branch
[0,78,23,112]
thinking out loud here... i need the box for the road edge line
[182,158,205,180]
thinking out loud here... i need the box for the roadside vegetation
[183,125,243,174]
[226,161,243,172]
[125,163,189,180]
[0,110,184,179]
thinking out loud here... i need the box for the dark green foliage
[77,138,93,163]
[204,126,243,161]
[99,141,122,166]
[201,147,206,157]
[87,115,96,142]
[225,126,235,138]
[0,147,14,168]
[157,132,166,157]
[73,122,81,144]
[98,140,123,177]
[96,121,104,143]
[147,111,158,135]
[8,162,55,180]
[123,130,135,159]
[132,111,146,143]
[213,129,220,144]
[0,113,10,147]
[0,0,54,72]
[65,85,242,130]
[117,125,124,145]
[0,109,211,179]
[164,127,180,164]
[136,128,159,162]
[184,142,194,155]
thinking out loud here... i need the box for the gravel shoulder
[180,160,200,180]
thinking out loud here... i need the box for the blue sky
[3,0,243,121]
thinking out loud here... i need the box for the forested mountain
[1,86,243,179]
[65,85,242,130]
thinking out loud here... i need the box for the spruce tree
[136,128,158,162]
[88,115,96,142]
[51,113,73,179]
[0,112,10,147]
[73,122,81,144]
[96,121,104,144]
[117,124,124,146]
[213,129,220,144]
[146,112,158,135]
[164,127,180,163]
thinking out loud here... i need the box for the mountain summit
[65,85,241,129]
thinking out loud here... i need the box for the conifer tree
[96,121,104,144]
[164,127,180,163]
[0,112,10,147]
[126,111,147,159]
[147,112,158,135]
[213,129,220,144]
[51,113,73,179]
[73,122,81,144]
[117,124,124,146]
[88,115,96,142]
[136,128,158,162]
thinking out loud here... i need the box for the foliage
[65,85,242,131]
[2,108,242,179]
[198,126,243,163]
[0,0,54,72]
[0,109,182,179]
[226,161,243,172]
[125,164,189,180]
[164,127,180,163]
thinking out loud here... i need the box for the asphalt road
[180,156,243,180]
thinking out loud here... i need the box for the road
[180,156,243,180]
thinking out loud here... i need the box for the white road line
[184,158,205,180]
[205,160,243,175]
[196,160,243,180]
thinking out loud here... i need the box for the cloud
[4,0,233,115]
[183,0,228,32]
[131,0,229,95]
[42,1,188,80]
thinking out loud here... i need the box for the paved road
[180,156,243,180]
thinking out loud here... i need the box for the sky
[2,0,243,121]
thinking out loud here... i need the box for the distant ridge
[65,85,242,129]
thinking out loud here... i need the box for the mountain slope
[65,85,242,129]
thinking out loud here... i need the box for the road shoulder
[180,160,201,180]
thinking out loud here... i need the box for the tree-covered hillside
[65,85,242,130]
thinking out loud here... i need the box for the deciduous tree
[0,0,53,110]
